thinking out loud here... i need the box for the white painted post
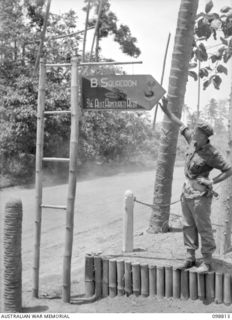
[123,190,134,252]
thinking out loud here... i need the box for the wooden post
[90,0,103,60]
[132,263,141,296]
[165,265,173,298]
[157,266,165,298]
[215,272,223,304]
[33,0,51,77]
[206,271,215,303]
[124,261,132,296]
[84,255,95,297]
[173,267,181,299]
[82,0,91,62]
[224,273,231,305]
[197,60,201,121]
[3,199,23,313]
[102,257,109,297]
[123,190,134,252]
[62,56,81,303]
[148,265,156,296]
[117,260,125,296]
[197,272,206,301]
[94,256,102,299]
[109,259,117,297]
[181,270,189,300]
[33,58,46,298]
[141,264,149,297]
[189,270,198,300]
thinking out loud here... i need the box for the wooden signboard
[82,74,165,110]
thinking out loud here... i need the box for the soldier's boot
[195,253,212,273]
[177,259,196,270]
[195,262,212,273]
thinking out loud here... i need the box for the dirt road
[1,166,232,313]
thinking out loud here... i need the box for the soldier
[159,97,232,272]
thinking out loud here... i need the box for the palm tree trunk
[148,0,199,233]
[216,48,232,255]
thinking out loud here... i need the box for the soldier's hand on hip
[197,177,213,188]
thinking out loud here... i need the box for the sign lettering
[82,75,165,111]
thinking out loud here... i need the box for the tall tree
[0,0,144,180]
[83,0,141,61]
[148,0,199,233]
[148,0,232,233]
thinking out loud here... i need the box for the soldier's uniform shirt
[180,125,231,198]
[179,125,231,262]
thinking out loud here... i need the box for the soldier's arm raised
[159,97,184,127]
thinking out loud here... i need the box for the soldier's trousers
[180,194,216,263]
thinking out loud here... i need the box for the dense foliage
[1,0,231,183]
[0,0,157,182]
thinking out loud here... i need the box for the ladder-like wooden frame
[33,57,80,303]
[33,56,143,303]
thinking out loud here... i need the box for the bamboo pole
[132,263,141,296]
[62,56,81,303]
[72,256,102,304]
[84,255,95,297]
[197,272,206,301]
[25,28,94,44]
[44,110,71,115]
[82,0,91,62]
[94,256,102,299]
[123,190,134,252]
[117,260,125,296]
[181,270,189,300]
[41,204,66,210]
[152,32,171,129]
[46,61,142,68]
[189,270,198,300]
[224,273,231,305]
[157,266,165,298]
[48,27,94,41]
[165,265,173,298]
[33,0,52,77]
[215,272,223,304]
[46,63,71,68]
[109,259,117,297]
[124,261,132,296]
[90,0,104,61]
[80,60,143,67]
[173,267,181,299]
[196,60,201,120]
[141,264,149,297]
[206,271,215,303]
[42,157,70,162]
[148,265,156,296]
[33,58,46,298]
[102,257,109,297]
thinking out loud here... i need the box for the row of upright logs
[85,255,232,305]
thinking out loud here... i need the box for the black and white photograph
[1,0,232,317]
